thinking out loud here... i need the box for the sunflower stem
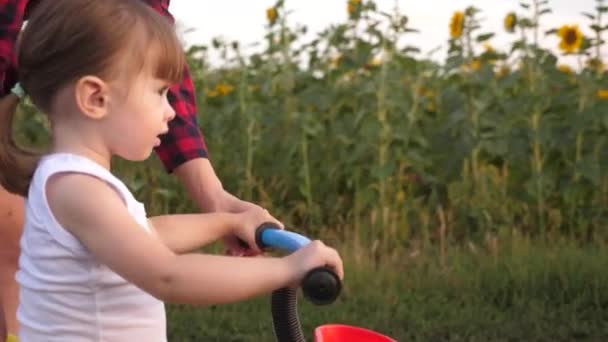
[531,110,546,241]
[237,52,256,201]
[376,32,390,237]
[532,0,540,47]
[595,0,604,77]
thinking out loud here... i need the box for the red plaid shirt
[0,0,209,172]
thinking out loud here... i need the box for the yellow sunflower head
[216,82,234,97]
[597,89,608,100]
[330,54,342,68]
[449,11,465,39]
[558,64,573,74]
[347,0,361,17]
[496,65,510,78]
[207,82,235,98]
[504,12,517,33]
[461,58,481,73]
[469,58,481,71]
[586,57,604,73]
[266,7,277,25]
[205,87,219,98]
[558,24,583,54]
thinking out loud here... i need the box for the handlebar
[254,223,342,305]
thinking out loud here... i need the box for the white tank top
[16,153,166,342]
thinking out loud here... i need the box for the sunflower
[216,83,234,96]
[557,64,573,74]
[586,58,604,73]
[558,25,583,53]
[461,58,481,73]
[207,83,234,98]
[504,12,517,33]
[423,90,436,113]
[205,87,219,98]
[369,55,382,67]
[449,11,465,39]
[266,7,277,25]
[347,0,361,16]
[469,58,481,71]
[597,89,608,100]
[395,190,405,203]
[330,53,342,68]
[496,65,510,78]
[482,43,499,64]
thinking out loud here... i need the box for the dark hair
[0,0,185,197]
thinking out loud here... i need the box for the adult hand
[173,158,284,256]
[223,200,283,256]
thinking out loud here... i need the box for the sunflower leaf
[511,40,526,53]
[545,28,558,36]
[476,33,495,42]
[401,46,421,54]
[511,41,526,53]
[582,12,596,20]
[519,18,535,28]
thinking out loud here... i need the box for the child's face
[103,70,176,161]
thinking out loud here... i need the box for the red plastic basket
[314,324,396,342]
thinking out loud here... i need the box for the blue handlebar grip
[255,224,311,253]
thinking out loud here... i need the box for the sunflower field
[180,0,607,253]
[14,0,608,340]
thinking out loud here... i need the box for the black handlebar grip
[301,266,342,305]
[252,223,342,305]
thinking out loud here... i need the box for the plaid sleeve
[142,0,211,172]
[0,0,27,96]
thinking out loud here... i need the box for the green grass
[166,239,608,341]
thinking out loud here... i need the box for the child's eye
[158,86,169,95]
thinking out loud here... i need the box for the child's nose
[166,105,176,122]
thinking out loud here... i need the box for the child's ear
[74,75,109,120]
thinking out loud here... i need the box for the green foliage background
[13,0,608,340]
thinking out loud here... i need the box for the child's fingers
[233,237,263,255]
[306,240,344,280]
[325,246,344,280]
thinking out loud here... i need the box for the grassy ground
[166,237,608,341]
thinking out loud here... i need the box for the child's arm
[148,204,279,254]
[148,214,238,253]
[46,173,343,306]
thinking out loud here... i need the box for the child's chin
[119,149,153,162]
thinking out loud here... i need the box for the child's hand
[231,206,283,255]
[285,240,344,286]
